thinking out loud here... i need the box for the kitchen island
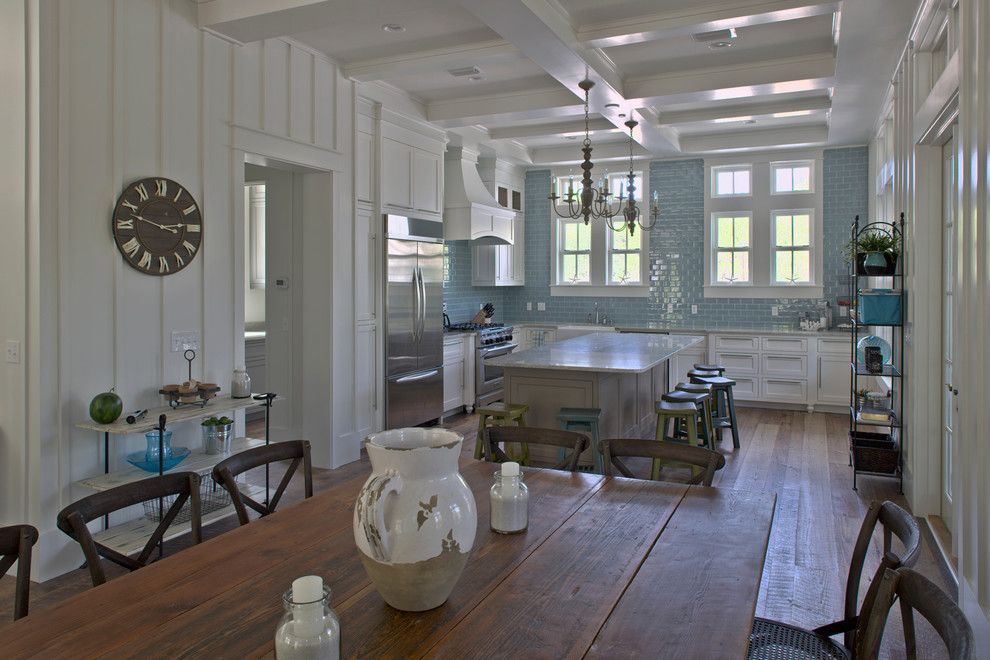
[488,332,704,464]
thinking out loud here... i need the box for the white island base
[491,332,705,466]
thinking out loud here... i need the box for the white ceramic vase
[353,428,477,612]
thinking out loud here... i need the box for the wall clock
[112,177,202,275]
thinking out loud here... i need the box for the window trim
[712,212,752,285]
[771,209,815,285]
[711,164,753,198]
[557,218,593,285]
[771,159,815,195]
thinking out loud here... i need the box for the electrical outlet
[691,305,698,315]
[771,305,779,317]
[537,302,546,311]
[170,331,200,352]
[526,302,532,311]
[5,340,20,364]
[667,303,674,313]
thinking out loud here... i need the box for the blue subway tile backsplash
[442,147,869,328]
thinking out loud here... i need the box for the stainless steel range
[446,323,517,407]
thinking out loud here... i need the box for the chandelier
[548,79,660,235]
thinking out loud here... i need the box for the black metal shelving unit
[848,213,905,492]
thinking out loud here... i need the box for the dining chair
[484,427,588,472]
[747,499,921,659]
[212,440,312,526]
[57,472,202,587]
[856,567,974,659]
[600,438,725,486]
[0,524,38,620]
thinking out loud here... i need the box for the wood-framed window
[772,210,813,284]
[713,213,752,284]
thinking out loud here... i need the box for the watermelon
[90,388,123,424]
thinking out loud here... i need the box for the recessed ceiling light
[618,112,626,117]
[708,41,734,49]
[604,103,620,110]
[381,23,405,33]
[564,135,578,140]
[468,75,483,81]
[744,119,757,124]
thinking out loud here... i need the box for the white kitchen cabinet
[381,135,442,217]
[443,337,465,413]
[817,354,851,406]
[763,377,808,402]
[471,215,524,287]
[355,128,374,205]
[355,324,377,437]
[412,149,442,215]
[670,344,707,387]
[353,207,377,322]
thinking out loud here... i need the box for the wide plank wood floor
[0,408,953,658]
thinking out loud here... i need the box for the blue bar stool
[661,389,715,450]
[689,373,741,449]
[556,407,604,473]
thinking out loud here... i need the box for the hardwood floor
[0,409,952,657]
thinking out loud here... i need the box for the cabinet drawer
[714,352,759,376]
[762,354,807,377]
[729,376,759,400]
[761,336,807,353]
[715,335,759,351]
[443,340,464,365]
[817,338,850,355]
[762,378,808,402]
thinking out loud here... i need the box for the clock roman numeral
[158,256,170,273]
[121,199,139,213]
[174,251,185,267]
[135,183,149,202]
[173,187,184,203]
[122,237,141,258]
[182,204,197,216]
[182,240,196,256]
[185,224,200,233]
[137,250,152,270]
[116,218,134,230]
[155,179,168,197]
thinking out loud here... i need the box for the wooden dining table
[0,460,775,658]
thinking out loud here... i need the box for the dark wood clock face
[112,177,202,275]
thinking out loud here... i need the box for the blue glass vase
[144,429,174,462]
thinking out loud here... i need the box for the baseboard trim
[921,515,958,593]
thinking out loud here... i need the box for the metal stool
[556,407,603,473]
[689,374,740,449]
[475,402,530,462]
[694,363,726,376]
[661,390,715,450]
[654,400,702,480]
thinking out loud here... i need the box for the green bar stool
[693,363,727,376]
[475,402,530,462]
[661,390,715,450]
[689,374,740,449]
[556,407,604,473]
[654,400,702,480]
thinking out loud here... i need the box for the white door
[941,131,958,531]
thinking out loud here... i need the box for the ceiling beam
[531,141,652,166]
[427,88,584,127]
[457,0,681,154]
[197,0,332,43]
[577,0,840,49]
[658,95,831,125]
[679,125,828,153]
[342,40,518,83]
[488,117,617,140]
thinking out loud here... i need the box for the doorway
[940,128,958,534]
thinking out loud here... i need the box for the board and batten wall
[5,0,365,580]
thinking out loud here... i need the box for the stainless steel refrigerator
[384,214,445,428]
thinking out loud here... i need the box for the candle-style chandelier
[548,79,661,235]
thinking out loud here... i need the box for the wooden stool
[556,407,603,473]
[475,402,530,462]
[689,375,740,449]
[661,390,715,450]
[654,400,702,480]
[693,363,727,376]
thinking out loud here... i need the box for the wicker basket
[850,430,899,474]
[142,477,230,523]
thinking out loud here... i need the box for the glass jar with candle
[274,576,340,659]
[490,461,528,534]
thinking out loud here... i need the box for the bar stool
[654,400,702,480]
[556,407,603,473]
[693,363,726,376]
[661,389,714,450]
[687,369,724,425]
[689,374,741,449]
[475,402,530,462]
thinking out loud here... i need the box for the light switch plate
[691,305,698,315]
[170,331,200,352]
[771,305,779,316]
[526,302,532,311]
[5,340,20,364]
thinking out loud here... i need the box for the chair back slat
[0,524,39,620]
[56,472,202,587]
[212,440,313,525]
[601,438,725,486]
[485,427,588,471]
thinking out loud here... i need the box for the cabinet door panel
[762,378,808,402]
[762,336,807,353]
[715,335,759,351]
[762,354,807,377]
[412,150,441,214]
[443,360,464,412]
[355,326,377,435]
[714,352,760,376]
[356,130,374,204]
[354,207,377,321]
[382,137,412,209]
[816,355,849,406]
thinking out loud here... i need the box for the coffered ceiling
[198,0,921,165]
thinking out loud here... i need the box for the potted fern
[845,229,900,275]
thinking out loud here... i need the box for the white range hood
[443,146,515,245]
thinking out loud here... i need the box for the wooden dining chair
[747,500,921,659]
[212,440,312,526]
[855,567,974,660]
[56,472,202,587]
[600,438,725,486]
[0,524,38,620]
[484,427,588,472]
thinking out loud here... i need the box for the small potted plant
[845,230,900,276]
[202,416,234,455]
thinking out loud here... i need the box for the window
[246,184,266,289]
[558,220,591,284]
[712,165,752,197]
[713,214,751,283]
[772,161,813,194]
[773,211,812,283]
[551,170,650,296]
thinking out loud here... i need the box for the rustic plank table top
[0,461,775,659]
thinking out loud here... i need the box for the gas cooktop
[446,322,514,346]
[446,322,505,331]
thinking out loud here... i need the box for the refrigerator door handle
[411,267,421,342]
[395,369,440,383]
[417,266,426,342]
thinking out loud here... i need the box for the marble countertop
[507,321,850,338]
[489,332,705,374]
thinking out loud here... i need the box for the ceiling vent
[448,66,482,78]
[692,28,737,43]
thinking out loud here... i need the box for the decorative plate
[126,447,191,473]
[856,335,892,365]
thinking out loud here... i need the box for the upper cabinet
[471,156,525,286]
[380,114,445,219]
[355,110,375,206]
